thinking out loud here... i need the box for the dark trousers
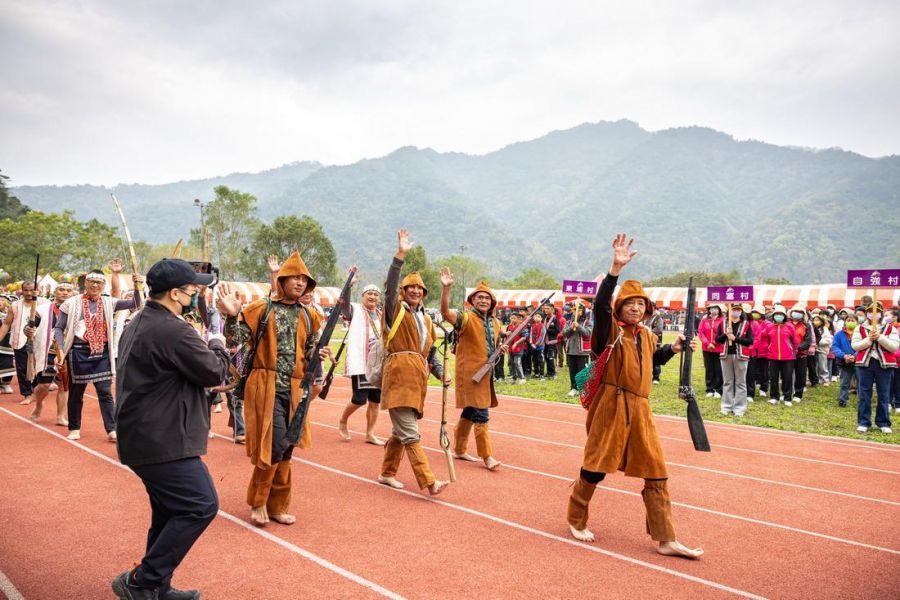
[522,349,532,376]
[271,389,295,463]
[227,392,245,436]
[769,360,793,401]
[746,356,757,397]
[806,355,818,387]
[793,356,807,398]
[856,362,893,429]
[531,348,545,377]
[131,457,218,595]
[13,347,36,397]
[754,357,769,394]
[68,378,115,432]
[544,345,557,378]
[567,354,588,390]
[652,343,662,382]
[702,351,723,393]
[892,369,900,409]
[494,355,505,380]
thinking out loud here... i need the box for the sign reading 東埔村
[846,269,900,288]
[706,286,754,303]
[562,279,598,297]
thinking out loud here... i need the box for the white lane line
[0,569,25,600]
[0,408,406,600]
[309,421,900,555]
[260,440,769,599]
[312,404,900,507]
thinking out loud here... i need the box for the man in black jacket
[112,258,231,600]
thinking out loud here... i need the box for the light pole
[193,198,209,261]
[458,243,469,302]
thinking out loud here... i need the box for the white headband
[85,273,106,283]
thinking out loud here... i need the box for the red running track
[0,377,898,599]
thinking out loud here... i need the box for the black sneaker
[161,587,201,600]
[112,570,158,600]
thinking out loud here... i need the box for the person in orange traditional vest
[851,301,898,434]
[715,302,754,416]
[439,273,506,471]
[567,233,702,559]
[337,283,385,445]
[218,251,328,526]
[377,228,451,495]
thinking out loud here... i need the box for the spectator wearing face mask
[851,301,899,433]
[715,303,754,416]
[698,305,724,398]
[766,304,797,406]
[788,305,813,402]
[890,308,900,414]
[747,305,769,399]
[811,313,833,386]
[831,315,858,407]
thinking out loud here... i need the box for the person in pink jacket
[747,305,769,400]
[698,305,724,397]
[766,304,797,406]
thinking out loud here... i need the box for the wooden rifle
[472,292,555,383]
[437,321,457,482]
[25,254,40,381]
[318,335,347,400]
[678,278,711,451]
[286,267,357,445]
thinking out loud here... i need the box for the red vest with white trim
[719,320,752,360]
[855,324,898,367]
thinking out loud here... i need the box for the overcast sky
[2,0,898,186]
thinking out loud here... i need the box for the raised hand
[611,233,637,270]
[267,254,280,274]
[397,228,413,257]
[440,267,454,287]
[216,283,242,317]
[110,258,123,273]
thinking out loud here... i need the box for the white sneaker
[517,379,527,385]
[0,384,12,394]
[784,401,793,407]
[856,426,868,433]
[66,430,81,440]
[714,392,721,399]
[652,380,659,385]
[566,389,578,398]
[747,397,754,403]
[792,396,801,403]
[107,431,117,443]
[768,398,778,405]
[759,390,767,397]
[895,407,900,414]
[705,392,714,398]
[880,427,893,434]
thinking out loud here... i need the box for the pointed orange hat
[613,279,653,320]
[466,280,497,311]
[399,271,427,297]
[272,250,316,301]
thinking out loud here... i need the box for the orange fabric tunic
[380,303,435,418]
[582,320,668,479]
[453,310,501,410]
[240,299,321,468]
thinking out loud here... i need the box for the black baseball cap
[147,258,216,293]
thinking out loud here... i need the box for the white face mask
[791,312,803,320]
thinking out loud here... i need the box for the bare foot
[56,417,69,427]
[569,525,595,542]
[377,476,404,489]
[453,452,479,462]
[483,457,502,471]
[19,396,33,406]
[428,480,449,496]
[269,513,296,525]
[338,421,351,441]
[365,435,385,446]
[250,505,269,526]
[657,541,704,559]
[30,401,43,422]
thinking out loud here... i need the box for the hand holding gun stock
[678,278,711,452]
[472,292,555,383]
[285,267,357,445]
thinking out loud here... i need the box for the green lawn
[328,331,899,444]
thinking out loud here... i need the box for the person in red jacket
[698,305,724,397]
[766,305,797,406]
[789,305,814,402]
[747,305,769,399]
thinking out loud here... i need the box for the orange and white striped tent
[475,285,900,311]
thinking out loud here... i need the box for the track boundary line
[310,421,900,555]
[0,407,406,600]
[312,403,900,507]
[0,569,25,600]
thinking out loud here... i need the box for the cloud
[1,0,898,186]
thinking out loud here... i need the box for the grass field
[328,330,899,444]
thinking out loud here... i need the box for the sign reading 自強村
[706,286,754,303]
[562,279,598,297]
[846,269,900,288]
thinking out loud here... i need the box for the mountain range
[12,120,900,283]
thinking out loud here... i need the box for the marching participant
[0,295,16,394]
[23,282,75,424]
[337,282,385,445]
[377,228,450,495]
[566,234,702,559]
[219,251,326,527]
[53,269,143,441]
[439,271,504,471]
[0,281,48,405]
[562,298,593,397]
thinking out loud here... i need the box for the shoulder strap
[386,303,406,345]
